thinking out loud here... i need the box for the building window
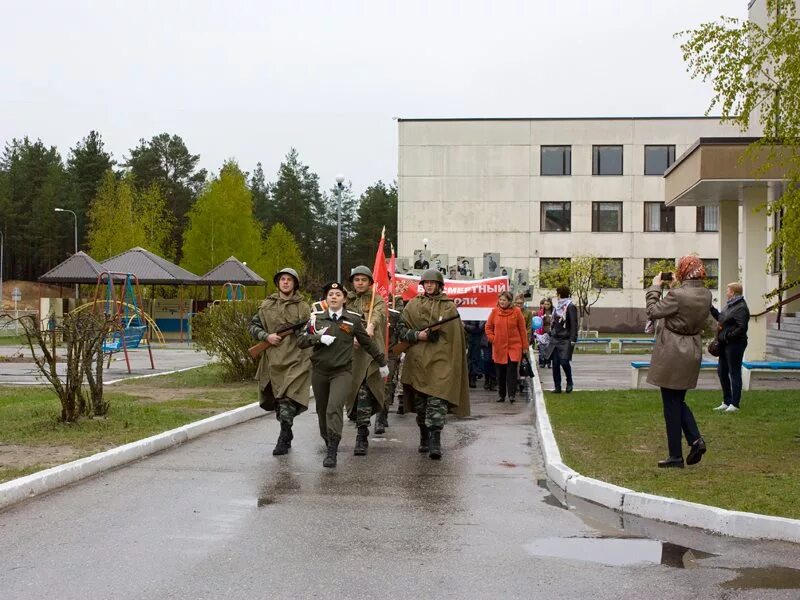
[538,258,569,289]
[643,258,675,288]
[644,202,675,232]
[592,145,623,176]
[541,146,572,176]
[541,202,571,232]
[696,206,719,232]
[703,259,719,288]
[592,202,623,232]
[596,258,623,289]
[644,145,676,176]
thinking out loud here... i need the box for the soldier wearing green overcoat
[346,265,388,456]
[248,268,311,456]
[397,269,470,460]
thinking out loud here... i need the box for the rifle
[248,318,309,359]
[390,313,462,357]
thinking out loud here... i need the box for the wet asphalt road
[1,387,800,599]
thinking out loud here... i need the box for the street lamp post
[54,208,79,299]
[335,174,345,282]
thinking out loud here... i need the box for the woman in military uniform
[298,281,389,468]
[397,269,470,460]
[248,267,312,456]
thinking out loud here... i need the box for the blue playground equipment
[93,272,155,374]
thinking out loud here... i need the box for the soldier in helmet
[249,267,312,456]
[298,281,388,468]
[346,265,388,455]
[397,269,470,459]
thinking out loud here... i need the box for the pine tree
[66,131,114,250]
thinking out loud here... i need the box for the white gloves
[320,334,335,346]
[379,365,390,378]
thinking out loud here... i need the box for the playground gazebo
[197,256,267,300]
[101,247,199,340]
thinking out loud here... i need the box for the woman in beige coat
[646,255,711,469]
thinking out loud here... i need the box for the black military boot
[323,435,340,468]
[397,403,405,415]
[429,429,442,460]
[375,410,387,435]
[273,421,292,456]
[469,374,477,388]
[354,426,369,456]
[418,425,430,453]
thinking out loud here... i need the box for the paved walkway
[0,345,212,385]
[1,387,798,598]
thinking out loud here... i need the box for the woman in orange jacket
[485,291,529,403]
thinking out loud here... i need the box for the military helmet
[273,267,300,289]
[420,269,444,284]
[349,265,374,283]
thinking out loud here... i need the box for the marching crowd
[250,256,750,472]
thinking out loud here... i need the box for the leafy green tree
[0,137,69,279]
[181,161,266,277]
[87,171,173,261]
[678,0,800,297]
[269,149,324,264]
[535,255,616,330]
[123,133,207,256]
[351,180,397,268]
[66,130,114,250]
[261,223,305,294]
[249,162,272,227]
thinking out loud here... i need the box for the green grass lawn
[0,365,256,483]
[545,389,800,520]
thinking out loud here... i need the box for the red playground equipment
[92,271,155,374]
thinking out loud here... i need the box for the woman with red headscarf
[646,255,711,469]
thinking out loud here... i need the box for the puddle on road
[524,536,716,568]
[721,566,800,590]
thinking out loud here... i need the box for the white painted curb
[530,349,800,544]
[0,402,265,511]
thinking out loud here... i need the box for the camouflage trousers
[275,399,307,426]
[413,394,448,431]
[356,383,380,428]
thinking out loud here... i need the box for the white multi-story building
[397,116,748,330]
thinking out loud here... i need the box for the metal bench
[618,338,655,352]
[630,360,718,389]
[575,338,612,353]
[742,361,800,391]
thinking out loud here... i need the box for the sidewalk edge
[0,402,265,511]
[530,349,800,544]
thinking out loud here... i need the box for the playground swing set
[88,271,157,374]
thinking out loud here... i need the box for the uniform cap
[322,281,345,296]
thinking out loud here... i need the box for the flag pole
[367,226,385,326]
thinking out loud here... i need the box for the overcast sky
[1,1,746,196]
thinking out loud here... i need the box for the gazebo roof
[38,251,108,284]
[197,256,266,285]
[100,247,199,285]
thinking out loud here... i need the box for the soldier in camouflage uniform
[346,266,388,456]
[298,282,388,468]
[397,269,470,460]
[249,268,312,456]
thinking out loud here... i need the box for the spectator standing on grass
[646,255,710,469]
[710,282,749,413]
[485,291,529,403]
[544,287,577,393]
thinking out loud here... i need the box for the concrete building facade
[397,116,748,331]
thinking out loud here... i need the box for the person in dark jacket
[463,320,484,388]
[710,282,749,413]
[544,285,578,393]
[646,255,711,469]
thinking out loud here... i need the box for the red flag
[370,227,390,306]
